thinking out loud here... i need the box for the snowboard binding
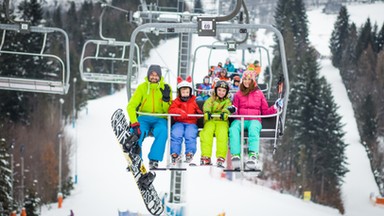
[138,171,156,190]
[122,133,141,155]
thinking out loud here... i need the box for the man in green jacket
[127,64,172,169]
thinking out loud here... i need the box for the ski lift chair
[0,23,70,95]
[126,22,289,171]
[79,40,140,84]
[79,3,140,84]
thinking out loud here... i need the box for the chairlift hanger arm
[214,0,242,22]
[98,2,130,42]
[99,1,129,13]
[232,0,250,44]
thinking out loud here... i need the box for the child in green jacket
[200,80,232,168]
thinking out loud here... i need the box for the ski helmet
[214,80,229,98]
[177,76,193,97]
[203,76,210,84]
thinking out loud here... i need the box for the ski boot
[138,171,156,190]
[216,157,225,168]
[149,160,159,170]
[200,156,211,166]
[231,155,241,170]
[185,152,194,163]
[245,152,260,171]
[171,153,181,165]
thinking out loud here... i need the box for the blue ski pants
[170,122,198,156]
[137,115,168,162]
[229,119,262,156]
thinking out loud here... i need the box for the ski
[223,168,262,172]
[150,167,187,171]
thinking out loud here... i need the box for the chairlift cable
[143,32,178,80]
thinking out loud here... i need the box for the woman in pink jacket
[228,70,282,170]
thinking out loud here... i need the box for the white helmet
[177,76,193,90]
[177,80,193,90]
[177,76,193,98]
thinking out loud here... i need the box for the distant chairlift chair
[191,42,273,99]
[0,23,70,95]
[79,3,140,84]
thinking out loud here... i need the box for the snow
[40,2,384,216]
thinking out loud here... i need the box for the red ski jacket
[169,95,203,124]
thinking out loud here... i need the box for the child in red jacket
[169,76,203,163]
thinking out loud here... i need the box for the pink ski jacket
[232,89,277,123]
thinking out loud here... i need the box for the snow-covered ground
[41,2,384,216]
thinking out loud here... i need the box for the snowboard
[111,108,164,216]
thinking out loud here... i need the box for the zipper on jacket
[152,88,155,113]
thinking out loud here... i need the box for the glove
[227,105,237,114]
[204,112,212,121]
[180,111,188,119]
[130,122,141,137]
[160,84,171,102]
[220,113,228,121]
[275,98,284,109]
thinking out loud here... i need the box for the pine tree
[376,51,384,138]
[314,77,347,212]
[330,6,350,68]
[273,0,309,86]
[24,187,40,216]
[356,18,373,60]
[0,1,50,125]
[0,138,13,214]
[271,0,348,212]
[360,95,377,143]
[377,24,384,53]
[340,23,358,77]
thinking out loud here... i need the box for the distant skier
[223,57,236,73]
[196,76,211,101]
[229,70,283,170]
[231,75,241,91]
[200,80,232,167]
[228,75,241,101]
[168,76,203,164]
[126,64,173,169]
[247,60,261,77]
[69,209,74,216]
